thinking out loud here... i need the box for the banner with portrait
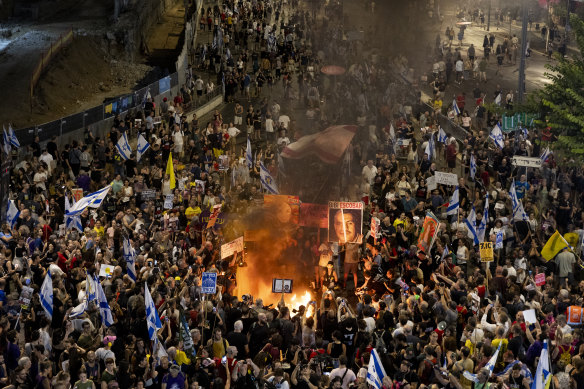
[328,201,364,244]
[264,195,300,224]
[417,211,440,253]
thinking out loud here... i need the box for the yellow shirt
[211,339,229,358]
[185,206,202,219]
[93,226,105,238]
[175,350,191,366]
[491,338,508,367]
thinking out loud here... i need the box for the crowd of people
[2,1,584,389]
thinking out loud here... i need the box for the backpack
[374,330,386,353]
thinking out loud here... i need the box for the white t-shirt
[227,126,240,138]
[265,118,274,133]
[278,115,290,129]
[362,165,378,185]
[329,367,356,389]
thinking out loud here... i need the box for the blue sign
[201,272,217,294]
[159,76,171,94]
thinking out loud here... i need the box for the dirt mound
[28,35,151,126]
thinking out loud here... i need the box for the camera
[242,294,252,302]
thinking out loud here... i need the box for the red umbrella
[321,65,346,75]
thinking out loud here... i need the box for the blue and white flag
[8,125,19,148]
[495,231,504,249]
[453,99,461,115]
[438,127,448,144]
[477,194,489,243]
[86,273,97,303]
[123,237,137,282]
[366,348,387,389]
[69,299,87,318]
[115,132,132,160]
[465,207,479,245]
[470,154,477,180]
[246,138,253,169]
[260,161,279,194]
[495,92,502,105]
[540,147,552,163]
[136,133,150,163]
[65,185,112,217]
[95,276,114,327]
[496,360,532,381]
[509,181,529,221]
[490,124,504,149]
[40,271,53,321]
[463,342,502,383]
[2,127,11,155]
[145,283,163,341]
[425,133,436,160]
[64,196,83,232]
[446,186,459,216]
[440,245,450,263]
[6,200,20,229]
[531,340,551,389]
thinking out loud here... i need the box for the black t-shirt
[226,331,248,358]
[125,159,137,178]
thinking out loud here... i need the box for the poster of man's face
[328,201,363,244]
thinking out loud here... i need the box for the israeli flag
[495,92,502,105]
[477,194,489,243]
[246,137,253,168]
[531,340,550,389]
[115,132,132,160]
[2,127,11,155]
[260,161,279,194]
[425,133,436,160]
[366,349,387,389]
[8,125,19,148]
[65,185,112,217]
[440,245,450,263]
[446,186,459,216]
[490,124,504,149]
[70,298,88,318]
[495,231,504,249]
[123,237,137,282]
[6,200,20,229]
[64,196,83,232]
[40,271,53,321]
[86,273,97,303]
[470,153,477,180]
[465,207,479,245]
[453,98,461,115]
[438,127,448,144]
[145,282,163,341]
[95,276,114,327]
[540,147,552,163]
[463,342,502,383]
[136,133,150,163]
[509,181,529,221]
[495,360,532,381]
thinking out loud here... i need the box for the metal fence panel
[62,112,84,134]
[85,105,104,126]
[16,127,36,145]
[37,119,61,142]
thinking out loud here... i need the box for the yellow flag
[541,230,570,261]
[166,152,176,190]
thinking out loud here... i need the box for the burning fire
[290,291,314,318]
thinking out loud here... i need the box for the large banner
[299,203,328,228]
[264,195,300,224]
[221,236,244,259]
[417,211,440,253]
[328,201,364,244]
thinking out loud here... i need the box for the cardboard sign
[272,278,293,293]
[201,272,217,294]
[512,156,542,168]
[299,203,328,228]
[99,264,116,278]
[221,236,244,259]
[19,286,34,310]
[522,309,537,324]
[426,175,437,191]
[434,171,458,186]
[535,272,546,286]
[163,195,174,209]
[206,204,222,229]
[479,241,494,262]
[72,188,84,203]
[141,189,157,200]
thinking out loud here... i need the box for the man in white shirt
[329,356,356,389]
[39,149,54,174]
[278,114,290,129]
[227,123,240,154]
[361,160,377,185]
